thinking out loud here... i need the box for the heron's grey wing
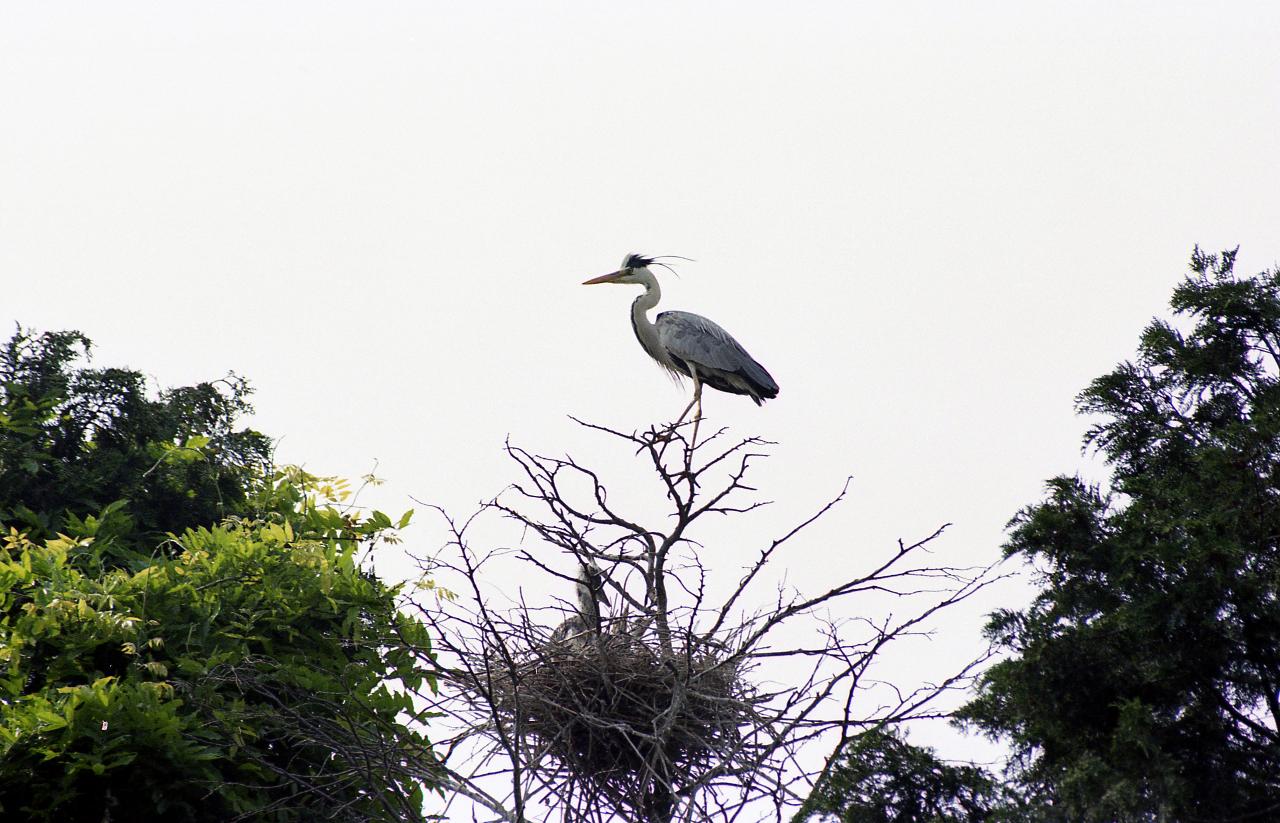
[655,311,779,397]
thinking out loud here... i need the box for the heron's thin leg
[672,396,697,428]
[655,374,700,459]
[646,388,690,459]
[669,369,701,431]
[690,375,704,446]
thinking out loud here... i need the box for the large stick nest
[488,632,745,791]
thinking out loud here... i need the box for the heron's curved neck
[629,270,670,365]
[631,269,661,315]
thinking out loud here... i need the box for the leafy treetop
[0,327,441,821]
[0,327,272,565]
[959,248,1280,821]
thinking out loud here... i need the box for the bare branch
[408,417,999,821]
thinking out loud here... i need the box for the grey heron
[550,562,611,643]
[583,253,779,423]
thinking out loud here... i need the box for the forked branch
[407,418,1001,822]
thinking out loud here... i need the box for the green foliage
[0,327,272,565]
[959,248,1280,821]
[795,728,1023,823]
[0,481,439,821]
[0,328,440,821]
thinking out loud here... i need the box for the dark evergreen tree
[959,248,1280,821]
[795,727,1022,823]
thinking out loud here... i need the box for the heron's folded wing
[656,311,779,395]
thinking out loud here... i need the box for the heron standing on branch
[582,253,779,425]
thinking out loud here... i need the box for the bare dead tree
[406,419,1002,822]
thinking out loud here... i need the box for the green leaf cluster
[0,327,272,566]
[0,328,440,822]
[959,248,1280,820]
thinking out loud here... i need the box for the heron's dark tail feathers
[741,362,779,404]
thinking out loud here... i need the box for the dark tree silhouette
[960,248,1280,821]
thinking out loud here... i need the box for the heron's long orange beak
[582,270,624,285]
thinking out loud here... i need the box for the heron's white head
[581,253,657,286]
[577,563,610,604]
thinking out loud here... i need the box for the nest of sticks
[489,630,745,792]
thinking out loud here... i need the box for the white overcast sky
[5,0,1280,804]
